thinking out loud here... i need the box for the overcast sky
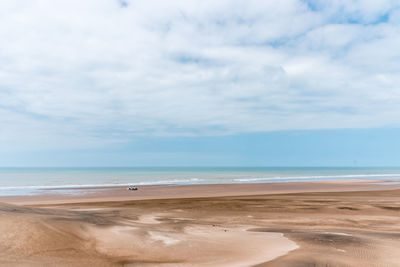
[1,0,400,166]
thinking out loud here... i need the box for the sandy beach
[1,180,400,266]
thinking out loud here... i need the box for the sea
[0,167,400,196]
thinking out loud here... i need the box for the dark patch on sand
[338,206,359,210]
[376,205,400,211]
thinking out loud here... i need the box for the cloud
[1,0,400,149]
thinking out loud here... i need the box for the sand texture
[1,182,400,266]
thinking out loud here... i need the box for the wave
[0,178,204,191]
[1,173,400,191]
[234,173,400,182]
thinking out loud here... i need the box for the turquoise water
[0,167,400,196]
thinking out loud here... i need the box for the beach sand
[1,181,400,266]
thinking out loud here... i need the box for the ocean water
[0,167,400,196]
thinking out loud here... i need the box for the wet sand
[1,181,400,266]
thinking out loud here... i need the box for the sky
[1,0,400,166]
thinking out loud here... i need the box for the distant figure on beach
[127,185,138,191]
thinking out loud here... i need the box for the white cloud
[1,0,400,149]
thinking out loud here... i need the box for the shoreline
[2,179,400,205]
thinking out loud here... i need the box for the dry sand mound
[0,203,297,266]
[0,203,110,266]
